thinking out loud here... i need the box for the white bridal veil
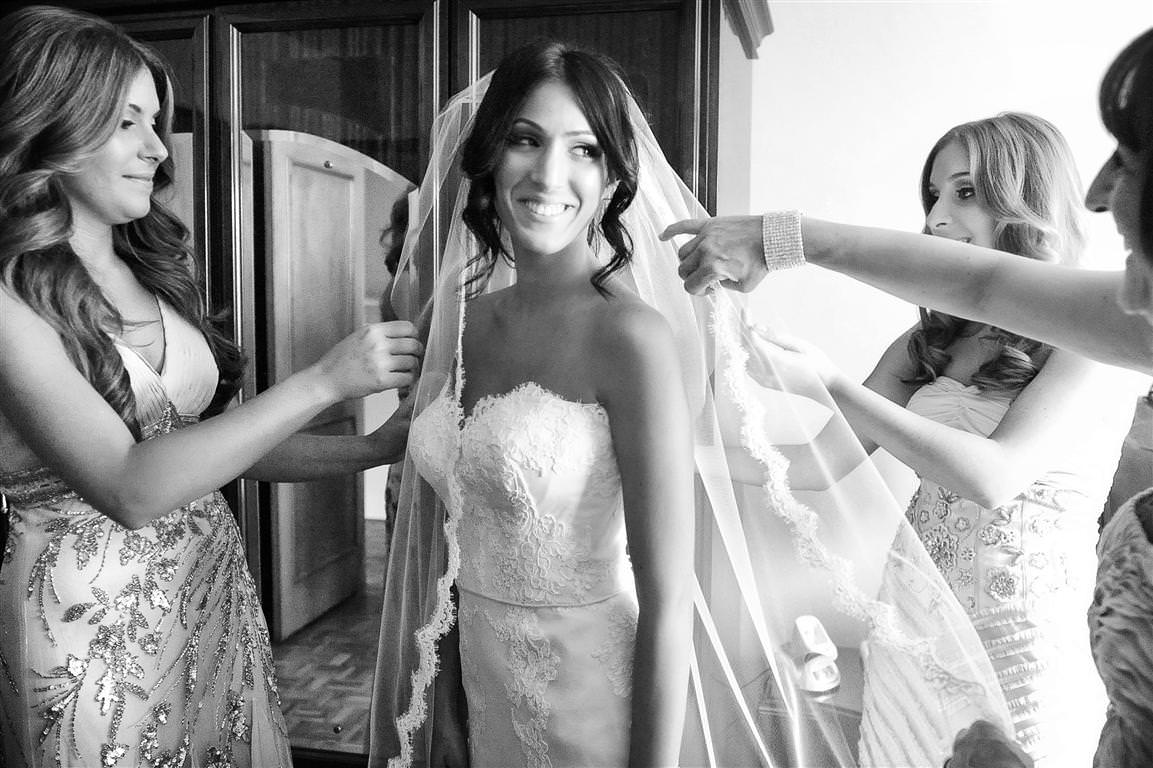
[369,72,1012,768]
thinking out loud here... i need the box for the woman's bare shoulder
[592,292,673,349]
[586,293,679,393]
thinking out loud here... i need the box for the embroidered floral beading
[1,411,287,767]
[903,375,1107,759]
[923,524,960,572]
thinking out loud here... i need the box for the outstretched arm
[664,215,1153,373]
[0,287,422,528]
[744,314,1136,506]
[764,332,1127,507]
[804,220,1152,373]
[597,302,694,768]
[741,326,921,490]
[243,393,413,481]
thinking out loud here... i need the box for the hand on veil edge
[741,316,844,397]
[660,215,768,295]
[309,320,424,401]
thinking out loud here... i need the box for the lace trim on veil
[711,299,995,701]
[390,513,462,768]
[389,285,469,768]
[379,65,1009,768]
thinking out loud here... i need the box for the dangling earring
[588,195,610,257]
[495,214,514,265]
[586,201,601,246]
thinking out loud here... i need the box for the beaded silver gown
[0,299,291,768]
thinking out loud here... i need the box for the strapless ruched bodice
[904,376,1106,767]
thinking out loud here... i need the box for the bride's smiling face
[494,80,612,260]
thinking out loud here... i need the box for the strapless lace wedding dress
[409,382,636,768]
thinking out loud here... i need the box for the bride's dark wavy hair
[0,6,245,437]
[460,40,639,298]
[906,113,1086,393]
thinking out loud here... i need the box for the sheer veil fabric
[368,73,1013,767]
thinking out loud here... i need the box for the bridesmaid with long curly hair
[746,113,1140,767]
[0,6,420,767]
[667,26,1153,767]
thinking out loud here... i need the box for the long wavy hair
[0,5,244,437]
[460,40,640,298]
[1100,26,1153,263]
[906,113,1086,392]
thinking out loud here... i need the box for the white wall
[718,0,1152,381]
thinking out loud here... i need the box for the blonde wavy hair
[907,112,1086,392]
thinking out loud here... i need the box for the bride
[371,40,1016,768]
[405,42,691,765]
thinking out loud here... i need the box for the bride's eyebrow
[510,117,595,139]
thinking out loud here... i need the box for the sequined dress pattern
[408,382,636,768]
[0,300,291,768]
[904,377,1109,768]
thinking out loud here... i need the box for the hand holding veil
[370,71,1013,768]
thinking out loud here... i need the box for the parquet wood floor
[273,519,388,754]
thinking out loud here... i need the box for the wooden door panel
[257,131,367,640]
[271,416,363,638]
[449,0,717,208]
[283,162,358,373]
[235,3,435,188]
[467,7,685,161]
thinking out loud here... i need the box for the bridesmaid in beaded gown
[752,112,1141,767]
[0,7,420,767]
[666,25,1153,768]
[901,375,1130,764]
[0,303,290,767]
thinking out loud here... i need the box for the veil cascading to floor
[368,74,1013,768]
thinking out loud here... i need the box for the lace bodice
[409,382,630,607]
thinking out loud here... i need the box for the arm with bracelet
[663,211,1151,374]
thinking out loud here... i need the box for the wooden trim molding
[721,0,772,58]
[292,746,367,768]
